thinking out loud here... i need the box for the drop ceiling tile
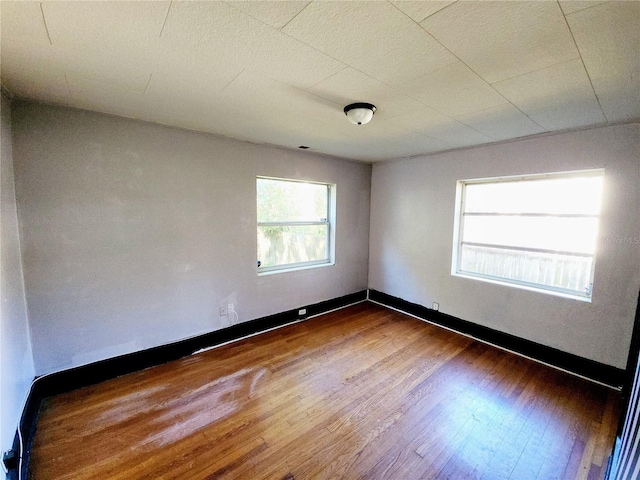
[567,1,640,122]
[282,1,458,86]
[224,1,310,30]
[558,1,607,16]
[456,104,546,141]
[309,67,425,120]
[398,61,508,117]
[494,59,606,130]
[391,1,456,23]
[421,1,579,84]
[160,2,345,89]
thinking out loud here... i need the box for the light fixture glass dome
[344,103,376,125]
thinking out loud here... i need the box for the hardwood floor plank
[29,303,620,480]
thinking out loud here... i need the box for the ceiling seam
[387,1,547,134]
[563,2,611,17]
[39,3,53,46]
[558,1,609,123]
[279,1,312,31]
[388,1,547,132]
[490,55,581,87]
[159,0,173,38]
[143,74,153,95]
[413,0,460,24]
[219,69,245,93]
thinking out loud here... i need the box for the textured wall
[1,92,34,457]
[12,101,371,375]
[369,123,640,369]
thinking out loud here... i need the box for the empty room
[1,1,639,479]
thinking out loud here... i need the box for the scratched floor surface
[29,302,620,479]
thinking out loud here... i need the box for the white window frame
[451,169,604,301]
[257,176,336,275]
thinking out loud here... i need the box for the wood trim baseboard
[368,289,625,389]
[14,289,367,479]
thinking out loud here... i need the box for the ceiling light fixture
[344,102,376,125]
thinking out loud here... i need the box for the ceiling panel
[494,58,607,130]
[455,104,546,141]
[1,1,637,163]
[160,1,345,90]
[567,1,640,122]
[421,1,579,84]
[282,1,458,85]
[223,1,310,30]
[397,61,508,117]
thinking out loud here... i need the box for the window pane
[460,244,593,294]
[257,178,328,223]
[464,175,603,215]
[462,215,599,254]
[258,225,328,268]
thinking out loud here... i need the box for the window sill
[452,271,593,303]
[258,261,335,277]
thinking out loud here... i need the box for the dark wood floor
[29,302,620,479]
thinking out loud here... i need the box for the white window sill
[452,271,593,303]
[258,261,335,277]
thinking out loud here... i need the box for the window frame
[257,176,335,275]
[451,169,604,301]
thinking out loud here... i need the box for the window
[257,177,334,274]
[452,170,604,300]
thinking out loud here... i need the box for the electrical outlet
[298,308,307,316]
[220,305,228,316]
[228,304,234,314]
[432,302,439,311]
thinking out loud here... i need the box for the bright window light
[257,177,334,274]
[452,170,604,300]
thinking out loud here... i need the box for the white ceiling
[1,1,638,162]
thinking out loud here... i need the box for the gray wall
[11,101,371,375]
[1,92,34,458]
[369,123,640,369]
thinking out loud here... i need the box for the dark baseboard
[14,289,366,479]
[368,289,625,389]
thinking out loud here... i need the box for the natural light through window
[452,170,604,300]
[257,177,334,274]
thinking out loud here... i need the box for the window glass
[453,170,604,299]
[257,177,332,273]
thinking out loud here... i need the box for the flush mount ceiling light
[344,102,376,125]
